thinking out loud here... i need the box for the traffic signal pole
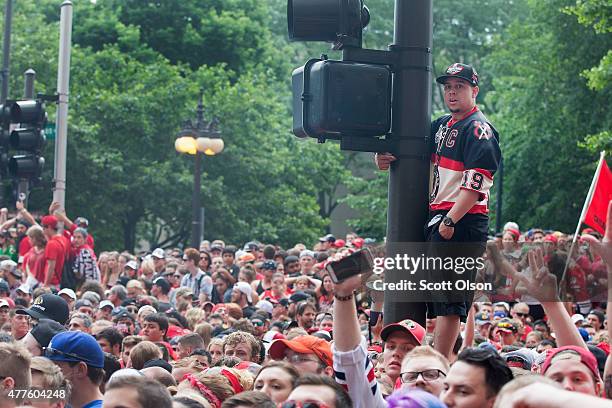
[52,1,73,212]
[383,1,432,326]
[18,69,36,206]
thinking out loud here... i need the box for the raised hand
[515,247,560,302]
[581,200,612,269]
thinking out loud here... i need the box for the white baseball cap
[233,282,253,303]
[151,248,165,259]
[58,288,77,301]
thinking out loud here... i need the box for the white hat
[0,299,9,308]
[571,314,585,324]
[16,284,30,295]
[503,222,520,232]
[299,250,315,259]
[255,300,273,315]
[151,248,165,259]
[234,282,253,303]
[58,288,77,301]
[99,300,114,310]
[138,305,157,316]
[125,260,139,270]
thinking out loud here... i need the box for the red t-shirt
[24,247,46,284]
[18,236,32,259]
[44,235,69,285]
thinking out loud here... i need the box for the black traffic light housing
[292,57,391,140]
[288,0,370,49]
[5,99,46,179]
[288,0,398,152]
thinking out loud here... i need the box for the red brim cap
[380,319,425,345]
[542,345,600,381]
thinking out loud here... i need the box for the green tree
[485,0,611,231]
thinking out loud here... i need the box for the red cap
[269,335,332,367]
[166,325,190,339]
[380,319,425,345]
[544,234,558,244]
[41,215,58,229]
[542,346,600,380]
[351,238,365,248]
[212,303,226,314]
[506,228,520,241]
[333,239,346,248]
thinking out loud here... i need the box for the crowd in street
[0,200,610,408]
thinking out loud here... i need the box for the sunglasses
[251,320,264,327]
[515,312,529,318]
[279,402,330,408]
[44,347,93,365]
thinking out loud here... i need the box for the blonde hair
[129,340,162,370]
[177,371,234,404]
[185,308,206,331]
[403,346,450,371]
[26,225,46,247]
[0,342,31,403]
[30,357,71,402]
[493,375,560,408]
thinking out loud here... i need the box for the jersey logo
[447,63,464,75]
[446,129,458,148]
[473,121,492,140]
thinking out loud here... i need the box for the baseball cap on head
[16,294,69,325]
[31,319,66,349]
[542,345,600,381]
[380,319,425,345]
[233,282,253,303]
[262,260,277,270]
[436,63,479,87]
[319,234,335,243]
[0,299,9,309]
[45,331,105,368]
[41,215,58,229]
[57,288,77,301]
[125,260,138,270]
[269,335,333,367]
[151,248,165,259]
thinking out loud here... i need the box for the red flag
[583,159,612,234]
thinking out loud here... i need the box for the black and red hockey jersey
[429,106,501,215]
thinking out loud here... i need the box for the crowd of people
[0,199,610,408]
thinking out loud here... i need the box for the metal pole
[18,69,36,207]
[53,0,73,212]
[384,0,432,326]
[191,91,204,248]
[192,152,201,248]
[24,68,35,99]
[1,0,12,104]
[495,159,503,233]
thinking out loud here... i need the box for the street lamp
[175,89,223,247]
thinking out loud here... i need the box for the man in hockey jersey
[376,63,501,359]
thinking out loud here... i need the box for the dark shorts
[424,212,488,320]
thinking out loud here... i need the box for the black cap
[0,279,9,294]
[142,358,173,374]
[436,63,479,86]
[284,255,299,265]
[262,260,277,270]
[30,319,66,348]
[153,277,171,294]
[289,291,311,304]
[319,234,336,243]
[113,310,136,323]
[17,294,69,325]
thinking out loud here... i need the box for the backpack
[60,252,80,289]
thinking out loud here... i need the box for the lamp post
[175,90,223,248]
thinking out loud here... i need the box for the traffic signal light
[6,99,46,179]
[292,57,391,139]
[288,0,370,49]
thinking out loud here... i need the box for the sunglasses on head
[279,402,330,408]
[44,347,93,365]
